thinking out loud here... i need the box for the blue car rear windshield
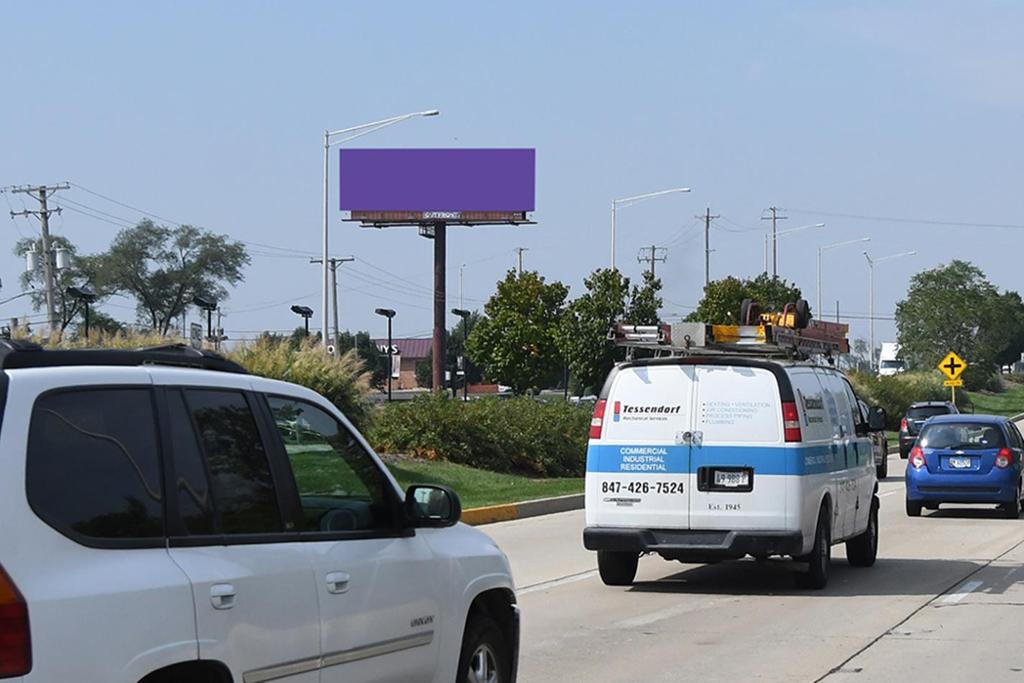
[919,423,1005,450]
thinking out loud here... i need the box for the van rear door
[585,364,695,529]
[689,364,787,530]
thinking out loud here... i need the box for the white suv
[0,341,518,683]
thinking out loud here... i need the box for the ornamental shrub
[368,395,590,477]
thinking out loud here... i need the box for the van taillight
[782,402,802,442]
[996,448,1013,469]
[0,564,30,677]
[590,399,608,440]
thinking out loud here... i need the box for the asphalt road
[485,446,1024,682]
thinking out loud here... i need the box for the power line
[787,207,1024,230]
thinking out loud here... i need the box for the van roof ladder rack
[609,318,849,362]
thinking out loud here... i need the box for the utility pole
[513,247,528,275]
[459,263,466,311]
[6,183,69,334]
[761,206,787,278]
[310,256,355,346]
[698,208,719,286]
[636,245,667,278]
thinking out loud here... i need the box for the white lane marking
[614,599,725,628]
[880,489,902,498]
[940,579,984,604]
[518,569,600,595]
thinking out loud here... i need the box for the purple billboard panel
[339,148,535,212]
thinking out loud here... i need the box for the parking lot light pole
[375,308,396,402]
[321,110,439,347]
[66,286,97,340]
[451,308,471,400]
[864,251,916,372]
[192,295,218,342]
[290,305,314,337]
[817,237,870,315]
[611,187,690,271]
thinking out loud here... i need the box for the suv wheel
[597,550,639,586]
[457,614,511,683]
[846,497,878,567]
[796,504,831,589]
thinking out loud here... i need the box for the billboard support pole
[433,222,447,393]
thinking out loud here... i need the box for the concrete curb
[462,493,585,526]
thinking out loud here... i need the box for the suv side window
[184,389,283,535]
[26,388,164,542]
[166,390,216,535]
[265,395,397,533]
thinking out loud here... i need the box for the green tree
[467,270,568,394]
[13,235,108,333]
[625,271,663,325]
[557,268,631,395]
[93,220,249,334]
[895,260,1009,389]
[687,273,803,324]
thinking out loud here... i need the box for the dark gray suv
[899,401,959,458]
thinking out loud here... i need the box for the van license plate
[949,457,972,469]
[715,471,749,488]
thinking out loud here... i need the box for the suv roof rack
[0,340,248,374]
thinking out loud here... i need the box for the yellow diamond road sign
[938,352,967,381]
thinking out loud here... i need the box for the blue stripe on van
[586,443,859,476]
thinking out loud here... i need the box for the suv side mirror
[868,406,887,432]
[405,485,461,528]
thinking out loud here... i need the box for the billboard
[339,148,535,213]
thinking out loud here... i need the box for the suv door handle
[210,583,236,610]
[326,571,351,594]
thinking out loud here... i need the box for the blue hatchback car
[906,414,1024,519]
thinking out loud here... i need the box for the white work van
[583,354,886,589]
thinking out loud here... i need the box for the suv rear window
[919,422,1005,450]
[908,405,952,419]
[27,388,164,541]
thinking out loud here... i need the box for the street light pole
[770,223,825,278]
[817,237,870,314]
[610,187,690,271]
[863,250,916,372]
[320,110,439,346]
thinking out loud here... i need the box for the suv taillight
[782,402,802,442]
[910,446,926,469]
[590,399,608,440]
[900,417,908,432]
[996,448,1013,469]
[0,564,30,677]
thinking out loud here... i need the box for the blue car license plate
[949,456,972,469]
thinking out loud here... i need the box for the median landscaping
[382,455,582,510]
